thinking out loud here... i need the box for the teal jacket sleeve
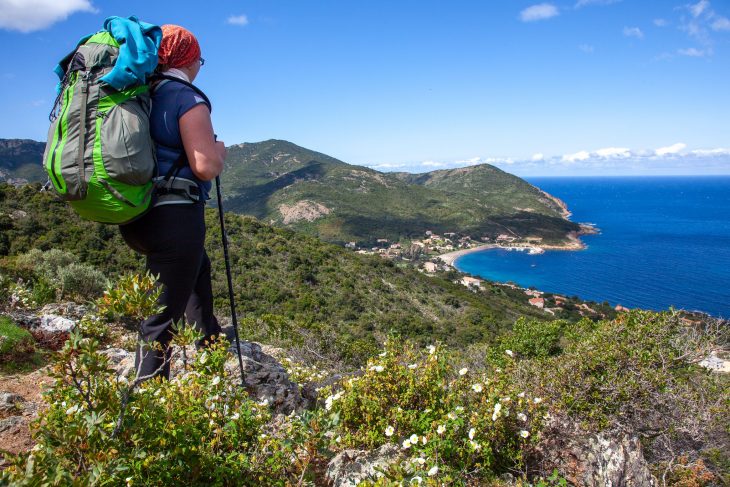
[99,15,162,90]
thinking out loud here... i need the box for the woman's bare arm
[179,104,226,181]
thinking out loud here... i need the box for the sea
[454,176,730,318]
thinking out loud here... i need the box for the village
[342,230,623,320]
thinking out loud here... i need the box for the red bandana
[158,25,201,69]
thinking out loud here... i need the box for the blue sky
[1,0,728,176]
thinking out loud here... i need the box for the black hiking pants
[119,202,221,380]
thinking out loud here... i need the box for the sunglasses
[199,57,205,66]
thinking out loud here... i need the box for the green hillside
[1,183,589,364]
[218,139,582,245]
[0,139,46,184]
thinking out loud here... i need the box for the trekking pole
[215,174,246,387]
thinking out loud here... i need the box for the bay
[454,176,730,318]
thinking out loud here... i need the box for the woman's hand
[179,104,225,181]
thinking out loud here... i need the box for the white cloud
[711,17,730,31]
[655,143,686,156]
[519,3,559,22]
[421,160,446,168]
[0,0,95,33]
[595,147,631,158]
[678,47,707,56]
[690,0,710,18]
[562,150,591,162]
[690,148,730,156]
[654,18,669,27]
[227,15,249,26]
[532,153,545,161]
[455,157,483,165]
[368,162,408,170]
[623,26,644,39]
[578,43,595,53]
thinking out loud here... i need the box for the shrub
[13,249,108,302]
[1,331,304,485]
[0,316,35,363]
[96,271,163,324]
[57,262,109,301]
[321,337,546,483]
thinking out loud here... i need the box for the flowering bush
[1,331,305,485]
[321,337,546,483]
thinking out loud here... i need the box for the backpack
[43,19,160,224]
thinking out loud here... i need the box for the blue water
[455,177,730,317]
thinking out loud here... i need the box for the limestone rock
[0,416,24,434]
[224,340,308,414]
[0,392,25,416]
[38,314,76,333]
[535,418,655,486]
[326,444,401,486]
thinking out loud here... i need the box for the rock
[39,302,87,320]
[0,416,24,434]
[38,314,76,333]
[224,340,308,415]
[535,418,655,486]
[100,348,136,378]
[0,393,25,416]
[326,444,401,486]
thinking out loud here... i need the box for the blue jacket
[54,16,161,91]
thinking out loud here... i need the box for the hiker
[119,24,226,380]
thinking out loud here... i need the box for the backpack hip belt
[152,176,200,206]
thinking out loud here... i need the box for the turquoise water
[454,176,730,317]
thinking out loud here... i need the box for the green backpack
[44,30,157,224]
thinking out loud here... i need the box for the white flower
[472,383,483,393]
[421,436,427,445]
[411,476,423,485]
[65,405,78,415]
[413,457,426,465]
[520,430,530,438]
[459,367,468,376]
[231,412,240,420]
[505,349,514,357]
[428,465,439,476]
[517,413,527,422]
[335,436,342,443]
[518,392,525,398]
[198,352,208,364]
[409,433,419,444]
[427,345,436,354]
[211,375,221,386]
[402,439,412,449]
[408,363,418,369]
[469,440,482,451]
[534,397,543,404]
[437,424,446,435]
[492,402,502,421]
[447,412,457,420]
[379,351,387,357]
[374,365,384,372]
[325,396,335,411]
[468,427,476,440]
[385,425,395,437]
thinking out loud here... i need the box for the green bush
[322,337,546,483]
[96,271,163,324]
[0,316,35,363]
[56,262,108,301]
[1,331,304,486]
[13,249,108,302]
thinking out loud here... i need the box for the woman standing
[120,25,226,379]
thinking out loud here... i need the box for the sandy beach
[437,244,498,266]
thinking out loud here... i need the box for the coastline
[437,225,598,268]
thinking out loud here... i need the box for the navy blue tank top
[150,80,212,200]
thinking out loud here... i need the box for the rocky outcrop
[326,444,401,486]
[101,338,311,416]
[534,418,655,486]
